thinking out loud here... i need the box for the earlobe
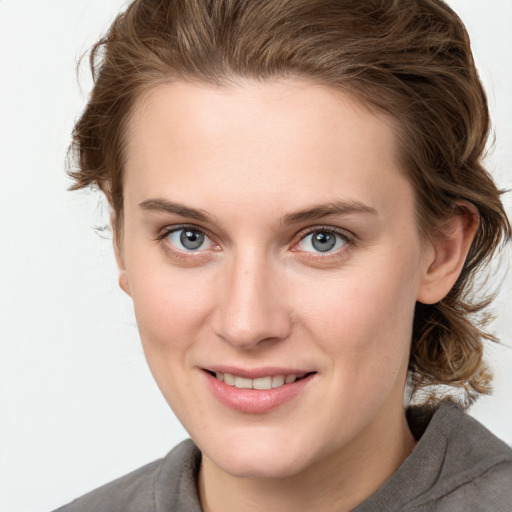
[111,215,131,297]
[114,246,131,296]
[417,203,478,305]
[118,271,131,295]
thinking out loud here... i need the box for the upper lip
[203,366,316,379]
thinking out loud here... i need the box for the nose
[213,251,292,349]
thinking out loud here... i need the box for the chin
[215,451,310,480]
[200,428,322,480]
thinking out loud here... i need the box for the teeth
[216,372,303,389]
[235,376,253,389]
[271,375,285,388]
[224,373,236,386]
[253,376,272,390]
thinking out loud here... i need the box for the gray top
[54,402,512,511]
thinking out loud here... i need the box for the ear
[417,203,478,305]
[111,214,131,297]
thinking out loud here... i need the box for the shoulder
[52,439,202,512]
[354,401,512,512]
[408,401,512,511]
[430,461,512,512]
[52,458,162,512]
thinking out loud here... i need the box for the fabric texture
[53,402,512,511]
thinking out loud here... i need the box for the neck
[198,405,416,512]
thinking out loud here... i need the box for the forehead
[123,79,413,221]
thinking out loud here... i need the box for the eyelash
[155,224,217,257]
[292,225,356,256]
[155,224,356,258]
[156,224,205,240]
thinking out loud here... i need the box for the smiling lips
[204,369,316,413]
[215,372,306,390]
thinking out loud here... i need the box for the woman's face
[119,80,433,478]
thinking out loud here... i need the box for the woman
[55,0,511,510]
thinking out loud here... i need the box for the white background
[0,1,511,511]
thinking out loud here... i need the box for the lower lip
[203,371,315,414]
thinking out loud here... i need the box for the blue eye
[297,230,348,253]
[167,228,213,251]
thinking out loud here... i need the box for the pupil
[312,232,336,252]
[180,230,205,250]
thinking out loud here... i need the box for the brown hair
[69,0,510,405]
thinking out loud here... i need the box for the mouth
[203,368,316,413]
[204,370,315,390]
[201,366,317,413]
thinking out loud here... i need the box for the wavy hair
[69,0,511,405]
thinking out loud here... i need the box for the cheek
[298,255,420,376]
[126,268,218,416]
[128,266,215,354]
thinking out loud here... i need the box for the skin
[116,80,476,512]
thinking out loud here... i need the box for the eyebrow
[139,198,377,225]
[139,198,214,223]
[281,200,377,224]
